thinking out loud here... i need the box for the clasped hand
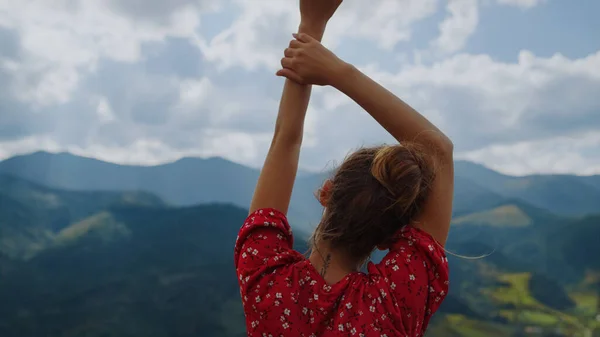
[276,33,347,86]
[278,0,346,86]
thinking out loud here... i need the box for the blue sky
[0,0,599,175]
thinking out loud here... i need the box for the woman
[234,1,453,336]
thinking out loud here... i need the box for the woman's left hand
[276,33,349,86]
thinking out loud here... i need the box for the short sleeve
[234,208,301,293]
[373,225,449,335]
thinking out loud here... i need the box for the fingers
[288,33,314,48]
[293,32,314,43]
[277,33,315,85]
[276,68,304,84]
[283,48,295,58]
[280,57,294,69]
[288,39,302,49]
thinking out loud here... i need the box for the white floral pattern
[234,208,449,337]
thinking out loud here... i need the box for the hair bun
[371,143,434,215]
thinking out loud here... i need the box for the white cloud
[327,0,439,50]
[96,97,116,124]
[428,0,547,57]
[432,0,479,54]
[0,0,214,106]
[0,136,56,160]
[0,0,598,176]
[199,0,439,71]
[458,131,600,175]
[176,77,214,113]
[308,49,600,174]
[496,0,547,9]
[0,130,274,168]
[196,0,293,71]
[7,62,80,106]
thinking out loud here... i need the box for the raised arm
[248,0,343,215]
[276,34,454,246]
[330,55,454,246]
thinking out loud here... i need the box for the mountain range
[2,151,599,223]
[0,151,599,337]
[0,151,325,232]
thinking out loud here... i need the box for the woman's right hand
[276,33,349,86]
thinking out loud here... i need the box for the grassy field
[430,272,600,336]
[427,314,515,337]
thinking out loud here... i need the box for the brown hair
[310,142,436,266]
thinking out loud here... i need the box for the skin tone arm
[277,34,454,246]
[247,25,319,215]
[248,0,343,215]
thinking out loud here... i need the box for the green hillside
[437,200,600,337]
[0,176,316,337]
[0,175,164,259]
[1,155,599,337]
[452,176,507,217]
[552,215,600,278]
[453,204,534,227]
[0,204,253,337]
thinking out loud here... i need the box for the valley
[0,152,599,337]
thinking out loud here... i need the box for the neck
[308,240,357,284]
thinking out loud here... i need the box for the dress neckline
[302,259,363,288]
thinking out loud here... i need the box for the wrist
[329,61,356,89]
[298,21,326,41]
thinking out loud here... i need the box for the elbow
[432,136,454,162]
[409,132,453,162]
[440,137,454,156]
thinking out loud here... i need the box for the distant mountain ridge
[0,151,257,206]
[2,151,599,222]
[454,161,600,216]
[0,152,324,231]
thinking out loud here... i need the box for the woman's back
[240,2,455,335]
[235,208,448,337]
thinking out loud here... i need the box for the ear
[318,179,333,207]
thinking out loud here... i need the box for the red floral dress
[234,208,449,337]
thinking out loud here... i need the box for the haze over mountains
[1,151,599,224]
[0,151,325,231]
[0,151,599,337]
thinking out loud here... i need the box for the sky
[0,0,599,176]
